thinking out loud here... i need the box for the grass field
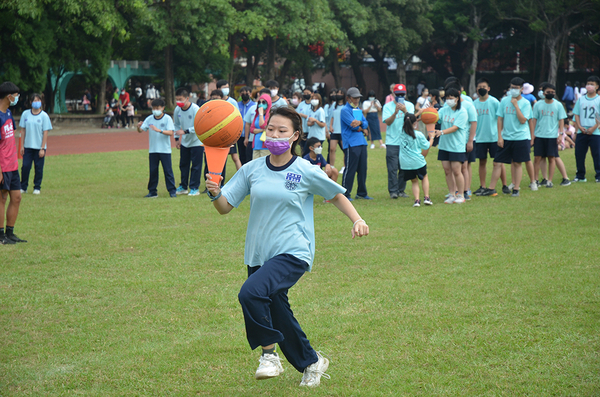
[2,144,599,396]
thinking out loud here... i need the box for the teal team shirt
[19,110,52,149]
[443,99,476,144]
[461,94,474,103]
[221,156,346,271]
[399,130,430,170]
[331,105,343,134]
[473,96,500,143]
[573,94,600,135]
[307,107,326,141]
[532,99,567,138]
[382,100,415,146]
[173,103,201,147]
[296,101,312,133]
[496,96,532,141]
[438,106,469,153]
[141,114,175,154]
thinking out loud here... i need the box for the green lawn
[1,144,599,396]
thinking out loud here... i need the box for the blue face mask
[32,101,42,109]
[152,110,163,117]
[9,94,19,106]
[258,104,268,110]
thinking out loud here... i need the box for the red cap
[393,84,407,94]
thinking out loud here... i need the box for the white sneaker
[424,197,433,205]
[339,167,345,175]
[370,144,375,149]
[20,189,26,194]
[508,183,515,190]
[255,353,284,380]
[444,195,455,204]
[300,351,330,387]
[529,182,538,191]
[454,196,465,204]
[33,189,40,195]
[381,143,386,148]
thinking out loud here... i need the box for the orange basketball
[194,100,243,147]
[421,108,439,124]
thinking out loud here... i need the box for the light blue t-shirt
[173,103,201,147]
[244,105,267,150]
[19,110,52,149]
[382,100,415,146]
[296,101,312,134]
[221,156,346,271]
[461,94,474,103]
[141,114,174,154]
[497,96,532,141]
[438,106,469,153]
[307,107,326,141]
[399,130,430,170]
[332,105,343,134]
[271,97,288,110]
[573,94,600,135]
[532,99,567,138]
[473,96,500,143]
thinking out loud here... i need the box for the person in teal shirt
[532,82,567,187]
[435,88,469,204]
[19,93,52,194]
[482,77,533,197]
[382,83,414,198]
[399,113,435,206]
[173,88,202,196]
[136,98,177,198]
[472,78,509,195]
[572,75,600,182]
[205,106,369,388]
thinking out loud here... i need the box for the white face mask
[152,110,163,117]
[311,99,319,107]
[538,90,544,100]
[270,89,278,97]
[369,97,375,102]
[586,84,596,94]
[314,147,323,155]
[509,88,521,98]
[291,98,299,106]
[446,99,457,108]
[221,87,230,97]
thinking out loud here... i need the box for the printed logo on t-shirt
[2,120,14,138]
[477,108,490,116]
[504,106,517,115]
[442,114,455,124]
[284,172,302,191]
[540,109,555,117]
[188,115,192,119]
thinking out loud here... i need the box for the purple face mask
[265,136,293,155]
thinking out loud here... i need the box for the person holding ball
[205,106,369,388]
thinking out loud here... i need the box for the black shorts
[1,170,21,191]
[330,133,342,141]
[534,137,559,158]
[494,139,531,164]
[476,142,498,159]
[438,149,466,163]
[229,145,237,154]
[466,146,477,163]
[403,165,428,181]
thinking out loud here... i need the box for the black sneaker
[397,192,409,198]
[473,186,485,195]
[144,193,158,198]
[201,188,208,194]
[7,234,27,243]
[481,188,497,196]
[502,185,511,194]
[560,178,571,186]
[0,235,16,245]
[540,178,548,187]
[511,189,520,197]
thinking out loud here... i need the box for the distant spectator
[522,83,537,106]
[264,80,288,110]
[416,80,426,96]
[385,83,396,104]
[362,90,384,149]
[562,81,574,113]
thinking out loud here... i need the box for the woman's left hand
[352,220,369,238]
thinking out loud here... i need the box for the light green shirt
[473,96,500,143]
[532,99,567,138]
[382,101,415,146]
[438,106,469,153]
[497,96,532,141]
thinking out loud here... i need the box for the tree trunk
[547,36,559,86]
[246,53,255,86]
[277,59,293,88]
[45,71,55,114]
[164,44,175,108]
[468,9,481,96]
[265,36,276,81]
[98,78,107,115]
[228,35,236,87]
[349,50,366,94]
[396,58,406,84]
[370,47,389,96]
[302,58,313,90]
[330,50,341,88]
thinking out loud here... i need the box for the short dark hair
[259,88,270,95]
[476,78,490,86]
[265,80,279,89]
[429,89,440,102]
[210,89,224,98]
[510,77,525,87]
[268,106,304,155]
[216,79,228,89]
[175,88,189,97]
[151,98,165,107]
[586,75,600,85]
[306,137,321,149]
[240,86,252,93]
[0,81,20,99]
[541,83,556,91]
[445,81,461,92]
[444,76,459,87]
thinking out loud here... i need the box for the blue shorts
[403,165,428,181]
[476,142,498,159]
[494,139,531,164]
[466,146,477,163]
[534,137,559,158]
[1,170,21,191]
[438,149,466,163]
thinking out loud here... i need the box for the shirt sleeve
[165,116,175,131]
[467,105,477,122]
[221,165,250,208]
[454,109,469,129]
[141,116,150,131]
[307,165,345,200]
[362,101,370,111]
[557,102,567,120]
[173,109,181,130]
[319,154,328,166]
[382,103,394,120]
[317,108,325,123]
[521,100,532,120]
[572,98,580,116]
[417,131,431,150]
[532,103,540,120]
[496,100,505,118]
[19,112,27,128]
[340,106,357,130]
